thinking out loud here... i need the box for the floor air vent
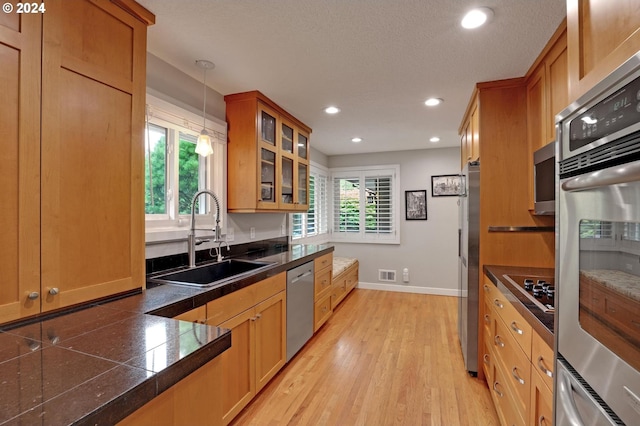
[378,269,396,282]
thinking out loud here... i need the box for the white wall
[328,147,460,295]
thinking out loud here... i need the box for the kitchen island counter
[0,243,333,425]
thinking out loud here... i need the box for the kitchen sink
[148,259,276,288]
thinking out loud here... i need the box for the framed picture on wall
[405,190,427,220]
[431,174,462,197]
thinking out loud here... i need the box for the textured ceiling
[137,0,566,156]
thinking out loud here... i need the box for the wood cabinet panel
[490,282,533,356]
[567,0,640,101]
[118,357,223,426]
[529,367,553,426]
[314,292,332,332]
[0,13,41,323]
[491,361,525,426]
[255,291,286,393]
[314,267,332,298]
[40,0,146,312]
[219,308,255,425]
[531,331,554,392]
[314,253,332,272]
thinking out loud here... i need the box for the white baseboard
[356,281,460,297]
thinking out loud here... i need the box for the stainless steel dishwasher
[286,261,314,362]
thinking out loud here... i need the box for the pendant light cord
[202,65,207,129]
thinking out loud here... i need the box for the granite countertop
[484,265,555,347]
[0,243,334,425]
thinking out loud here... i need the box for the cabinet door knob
[493,299,503,309]
[48,288,59,296]
[494,335,505,348]
[28,292,39,300]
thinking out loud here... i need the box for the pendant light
[195,59,215,157]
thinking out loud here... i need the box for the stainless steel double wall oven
[556,52,640,425]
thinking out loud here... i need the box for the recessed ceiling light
[351,137,362,143]
[430,137,440,143]
[424,98,443,107]
[461,7,494,29]
[324,106,340,114]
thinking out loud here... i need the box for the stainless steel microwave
[533,141,556,215]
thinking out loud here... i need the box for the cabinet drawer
[314,253,332,273]
[206,272,286,326]
[314,292,332,332]
[491,362,526,426]
[314,268,332,299]
[483,289,493,338]
[493,314,531,418]
[489,280,532,356]
[331,279,347,310]
[532,330,554,391]
[482,332,493,387]
[345,265,358,291]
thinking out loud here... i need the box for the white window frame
[144,94,227,243]
[330,164,400,244]
[290,162,329,244]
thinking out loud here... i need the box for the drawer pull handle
[484,314,490,324]
[493,299,503,309]
[492,381,504,398]
[510,321,524,335]
[537,356,554,378]
[494,335,505,348]
[483,284,490,292]
[27,291,40,300]
[483,354,490,365]
[511,367,526,385]
[538,415,548,426]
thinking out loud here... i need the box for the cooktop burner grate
[502,274,555,313]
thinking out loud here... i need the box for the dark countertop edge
[8,244,334,426]
[483,265,555,348]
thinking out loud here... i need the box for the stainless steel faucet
[214,240,230,262]
[188,189,222,267]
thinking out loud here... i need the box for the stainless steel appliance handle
[290,270,312,284]
[561,160,640,192]
[558,364,587,426]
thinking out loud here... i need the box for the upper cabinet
[567,0,640,102]
[225,91,311,213]
[459,94,480,168]
[525,22,568,210]
[0,0,153,323]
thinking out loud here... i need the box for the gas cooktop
[502,274,555,313]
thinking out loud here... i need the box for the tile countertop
[0,243,334,426]
[483,265,555,348]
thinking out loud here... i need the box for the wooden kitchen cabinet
[485,277,555,426]
[459,95,480,168]
[567,0,640,102]
[205,273,286,425]
[313,252,333,331]
[118,356,223,426]
[0,0,152,323]
[526,23,568,210]
[331,260,359,310]
[225,91,311,213]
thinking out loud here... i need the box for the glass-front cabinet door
[281,156,294,208]
[296,163,308,210]
[297,132,308,160]
[257,104,278,209]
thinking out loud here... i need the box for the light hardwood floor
[231,289,499,426]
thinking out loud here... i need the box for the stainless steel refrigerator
[458,161,480,375]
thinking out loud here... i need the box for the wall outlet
[226,227,234,242]
[250,227,256,239]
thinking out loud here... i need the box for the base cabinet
[118,357,223,426]
[206,273,286,425]
[484,277,554,426]
[331,261,359,310]
[313,253,333,331]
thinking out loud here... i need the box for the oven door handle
[562,160,640,192]
[557,365,587,426]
